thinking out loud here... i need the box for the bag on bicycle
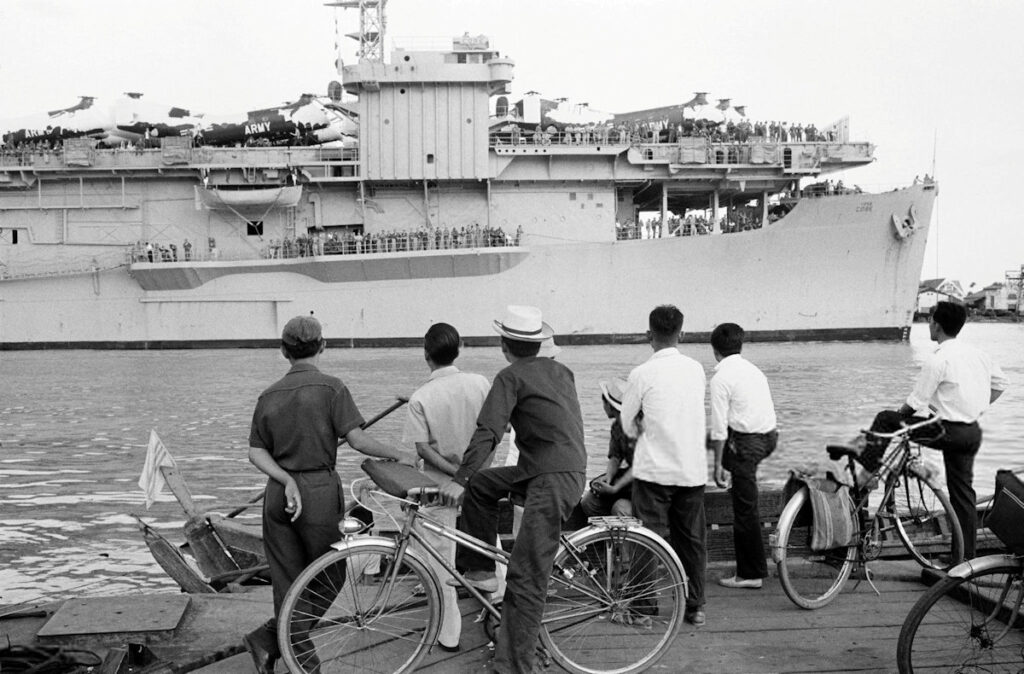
[786,472,857,551]
[986,469,1024,555]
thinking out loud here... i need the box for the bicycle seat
[826,443,863,461]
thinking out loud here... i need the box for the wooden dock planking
[2,562,942,673]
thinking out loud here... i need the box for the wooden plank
[137,518,215,594]
[159,464,199,518]
[37,595,189,641]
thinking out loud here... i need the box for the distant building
[964,282,1012,314]
[917,278,965,314]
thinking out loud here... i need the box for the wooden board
[36,595,189,642]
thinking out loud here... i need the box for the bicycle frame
[336,488,626,626]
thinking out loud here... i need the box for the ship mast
[325,0,388,64]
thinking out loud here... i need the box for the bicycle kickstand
[849,564,882,598]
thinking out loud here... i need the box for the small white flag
[138,429,176,509]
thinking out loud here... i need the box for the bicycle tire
[278,539,442,674]
[774,487,857,609]
[897,561,1024,673]
[885,470,964,570]
[540,524,686,674]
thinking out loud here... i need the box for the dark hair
[710,322,744,356]
[424,322,460,365]
[501,336,542,358]
[649,304,684,339]
[282,338,322,360]
[932,301,967,336]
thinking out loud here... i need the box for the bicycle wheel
[540,524,685,674]
[897,561,1024,673]
[774,487,857,609]
[278,540,442,674]
[885,470,963,570]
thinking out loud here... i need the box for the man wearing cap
[580,378,635,518]
[708,323,778,590]
[440,305,586,674]
[621,304,709,627]
[401,322,492,653]
[244,315,414,674]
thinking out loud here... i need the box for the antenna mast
[325,0,388,64]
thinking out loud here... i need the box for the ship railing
[129,229,526,265]
[0,250,129,281]
[0,144,360,171]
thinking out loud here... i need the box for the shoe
[447,570,498,593]
[718,575,763,589]
[684,608,706,627]
[243,631,279,674]
[437,642,461,653]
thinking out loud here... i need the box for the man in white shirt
[869,302,1008,558]
[707,323,778,590]
[401,322,491,652]
[620,305,709,626]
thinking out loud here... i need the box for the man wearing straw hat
[440,305,586,674]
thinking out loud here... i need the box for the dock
[1,559,931,674]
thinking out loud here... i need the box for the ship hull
[0,185,934,349]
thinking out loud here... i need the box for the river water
[1,323,1021,605]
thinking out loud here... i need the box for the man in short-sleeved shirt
[243,315,413,674]
[708,323,777,589]
[401,322,490,651]
[621,304,709,626]
[869,302,1008,559]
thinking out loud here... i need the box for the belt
[942,420,978,427]
[288,466,334,473]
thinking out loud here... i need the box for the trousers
[870,410,982,558]
[253,470,344,659]
[631,480,707,610]
[458,467,583,674]
[723,428,778,579]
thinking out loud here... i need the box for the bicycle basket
[986,470,1024,555]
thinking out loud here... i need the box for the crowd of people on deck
[129,238,213,263]
[616,209,786,240]
[263,224,524,259]
[492,118,833,147]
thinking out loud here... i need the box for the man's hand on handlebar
[439,480,465,507]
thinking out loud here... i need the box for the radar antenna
[325,0,388,64]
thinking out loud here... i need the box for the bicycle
[896,473,1024,673]
[771,416,964,609]
[276,462,688,674]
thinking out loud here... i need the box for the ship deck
[0,560,934,673]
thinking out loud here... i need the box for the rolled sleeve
[401,398,431,445]
[906,355,943,414]
[708,377,729,441]
[620,373,642,439]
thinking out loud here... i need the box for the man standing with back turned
[440,305,586,674]
[708,322,778,590]
[244,315,415,673]
[402,322,491,653]
[868,301,1008,559]
[621,304,709,626]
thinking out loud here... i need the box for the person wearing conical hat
[579,378,634,519]
[440,305,585,674]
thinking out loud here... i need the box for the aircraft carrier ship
[0,9,935,349]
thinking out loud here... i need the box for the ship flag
[139,429,176,509]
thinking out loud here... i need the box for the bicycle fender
[771,487,809,564]
[563,520,684,568]
[946,553,1023,579]
[329,535,395,552]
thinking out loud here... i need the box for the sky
[1,0,1021,287]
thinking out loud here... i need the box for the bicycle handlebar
[862,414,942,439]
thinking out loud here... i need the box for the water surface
[1,323,1020,605]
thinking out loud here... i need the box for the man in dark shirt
[243,315,414,674]
[440,305,586,674]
